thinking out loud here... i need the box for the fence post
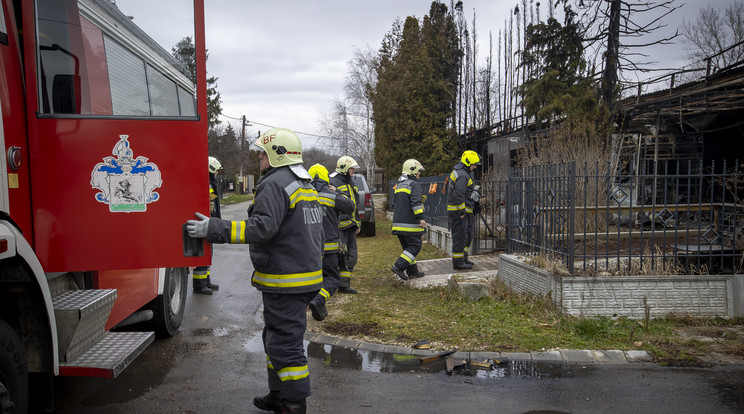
[568,161,576,274]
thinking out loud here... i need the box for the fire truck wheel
[145,267,188,339]
[0,319,28,414]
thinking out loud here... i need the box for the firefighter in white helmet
[193,156,223,295]
[446,150,481,270]
[391,159,427,280]
[307,163,354,321]
[329,155,361,294]
[187,127,322,413]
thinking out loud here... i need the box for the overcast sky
[119,0,733,148]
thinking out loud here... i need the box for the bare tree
[319,47,379,188]
[681,1,744,73]
[573,0,682,111]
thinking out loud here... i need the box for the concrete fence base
[498,254,744,319]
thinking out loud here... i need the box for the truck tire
[0,319,28,414]
[145,267,187,339]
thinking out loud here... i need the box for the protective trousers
[262,291,315,402]
[393,234,422,273]
[448,212,474,259]
[338,228,358,288]
[319,252,341,301]
[193,266,211,289]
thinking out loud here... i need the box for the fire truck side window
[36,0,196,117]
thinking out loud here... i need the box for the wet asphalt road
[52,201,744,413]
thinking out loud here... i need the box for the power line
[218,113,335,142]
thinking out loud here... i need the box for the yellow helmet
[208,156,222,173]
[308,163,330,183]
[255,128,303,168]
[335,156,360,174]
[461,150,481,167]
[402,159,424,175]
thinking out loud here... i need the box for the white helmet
[402,159,424,175]
[208,156,222,173]
[255,128,303,168]
[335,156,360,174]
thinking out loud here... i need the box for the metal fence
[505,160,744,275]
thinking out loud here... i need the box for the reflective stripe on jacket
[392,176,424,235]
[206,166,323,294]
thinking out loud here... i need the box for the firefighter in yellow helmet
[307,163,354,320]
[193,156,222,295]
[391,159,427,280]
[446,150,481,270]
[329,155,361,294]
[187,127,322,413]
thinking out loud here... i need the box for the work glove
[470,190,480,203]
[186,212,210,238]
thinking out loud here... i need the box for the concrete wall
[499,254,744,319]
[425,224,452,255]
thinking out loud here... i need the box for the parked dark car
[352,173,376,236]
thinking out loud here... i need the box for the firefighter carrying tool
[446,150,482,270]
[187,128,322,413]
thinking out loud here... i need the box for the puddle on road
[191,327,230,337]
[306,342,594,379]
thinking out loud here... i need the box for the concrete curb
[303,331,654,365]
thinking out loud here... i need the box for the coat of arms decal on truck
[91,135,162,212]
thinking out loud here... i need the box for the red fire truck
[0,0,210,411]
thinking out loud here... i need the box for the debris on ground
[413,339,430,349]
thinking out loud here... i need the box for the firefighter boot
[253,391,281,412]
[281,399,307,414]
[337,286,358,294]
[463,252,475,266]
[309,295,328,321]
[207,283,219,291]
[452,258,473,270]
[193,286,213,295]
[406,264,425,279]
[391,265,408,281]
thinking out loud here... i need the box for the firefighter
[307,163,354,321]
[186,128,322,414]
[447,150,481,270]
[329,155,361,294]
[390,159,427,281]
[192,156,223,295]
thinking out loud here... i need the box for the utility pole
[240,115,246,193]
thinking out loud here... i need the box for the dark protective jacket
[446,162,475,215]
[206,166,323,294]
[209,173,221,219]
[392,175,425,235]
[329,171,360,230]
[311,178,354,254]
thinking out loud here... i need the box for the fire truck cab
[0,0,209,411]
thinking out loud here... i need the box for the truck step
[58,331,154,378]
[52,289,117,362]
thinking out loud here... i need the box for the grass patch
[221,192,254,205]
[307,210,744,366]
